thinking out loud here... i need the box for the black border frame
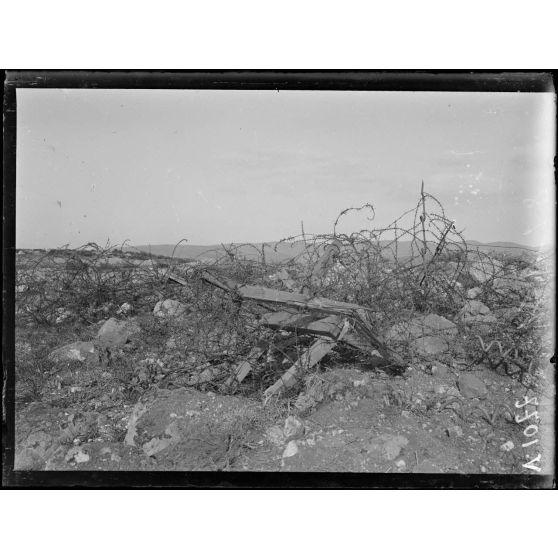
[2,70,556,489]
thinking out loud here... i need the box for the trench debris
[167,240,405,399]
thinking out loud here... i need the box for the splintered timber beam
[196,270,373,315]
[263,338,337,398]
[168,271,405,367]
[260,310,383,357]
[225,345,265,386]
[169,271,368,314]
[263,318,350,398]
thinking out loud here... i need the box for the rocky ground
[12,247,556,475]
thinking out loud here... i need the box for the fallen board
[263,338,336,398]
[263,318,350,398]
[167,271,405,368]
[260,310,383,357]
[225,345,265,386]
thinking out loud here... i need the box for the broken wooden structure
[168,241,405,399]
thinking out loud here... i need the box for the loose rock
[265,426,286,446]
[458,300,496,328]
[48,341,98,363]
[412,460,443,473]
[411,335,449,356]
[447,425,463,438]
[153,299,189,318]
[431,363,451,378]
[457,373,488,399]
[282,440,299,459]
[117,302,133,315]
[284,416,305,441]
[14,448,44,470]
[500,440,515,452]
[466,287,482,299]
[96,317,141,348]
[367,434,408,461]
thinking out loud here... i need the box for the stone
[153,299,189,318]
[74,449,90,463]
[411,335,449,356]
[431,363,450,378]
[282,440,299,459]
[387,314,457,343]
[421,314,458,338]
[14,448,44,470]
[457,373,488,399]
[468,264,490,284]
[461,300,493,317]
[459,299,491,317]
[389,314,456,357]
[25,430,54,452]
[117,302,133,315]
[48,341,98,363]
[464,256,503,285]
[366,434,408,461]
[199,368,218,383]
[458,300,496,330]
[383,435,407,460]
[466,287,482,299]
[412,460,443,473]
[492,277,528,296]
[500,440,515,452]
[447,425,463,438]
[265,425,286,446]
[142,422,181,457]
[64,447,90,463]
[53,307,72,324]
[294,393,317,413]
[96,317,141,347]
[283,416,305,441]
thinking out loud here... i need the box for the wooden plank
[199,270,373,315]
[260,310,306,328]
[263,318,349,399]
[262,312,342,337]
[263,337,337,398]
[167,272,188,286]
[171,270,404,367]
[225,346,265,386]
[260,310,381,356]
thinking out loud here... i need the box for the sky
[16,88,556,249]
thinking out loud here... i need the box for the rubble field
[13,200,556,475]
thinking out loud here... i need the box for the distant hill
[129,241,307,264]
[129,238,541,264]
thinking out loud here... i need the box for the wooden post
[420,180,429,287]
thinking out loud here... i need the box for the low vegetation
[13,191,555,473]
